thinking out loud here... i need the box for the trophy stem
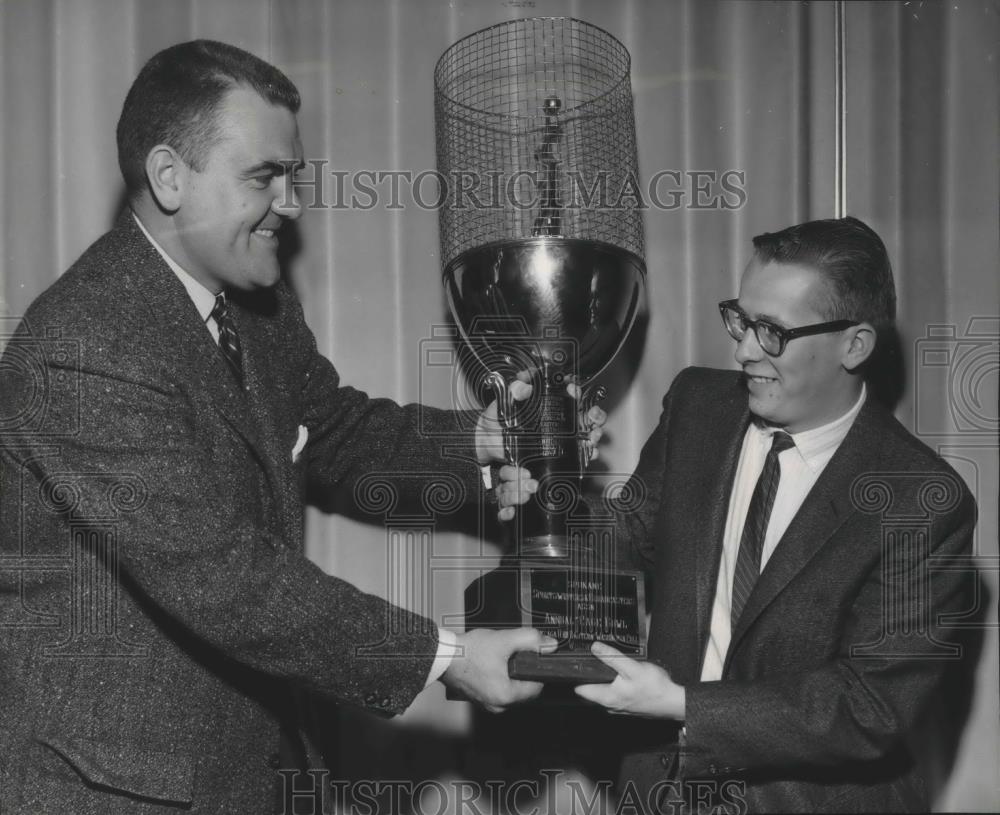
[509,365,587,559]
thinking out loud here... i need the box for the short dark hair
[752,216,896,329]
[116,39,301,198]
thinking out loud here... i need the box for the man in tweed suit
[577,218,977,812]
[0,40,562,812]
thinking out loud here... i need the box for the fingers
[484,629,556,709]
[586,404,607,427]
[493,678,545,710]
[580,405,606,435]
[487,629,554,708]
[495,477,537,507]
[497,464,531,483]
[573,646,631,711]
[494,465,537,521]
[473,376,536,465]
[510,369,535,403]
[574,682,616,706]
[576,650,686,719]
[589,641,634,679]
[444,629,551,712]
[509,379,532,401]
[504,627,559,655]
[591,640,624,660]
[579,405,607,465]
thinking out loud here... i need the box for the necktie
[210,293,244,387]
[731,430,795,628]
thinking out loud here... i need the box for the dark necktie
[210,293,244,387]
[731,430,795,628]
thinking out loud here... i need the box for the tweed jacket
[0,213,480,812]
[609,367,976,814]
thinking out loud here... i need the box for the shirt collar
[132,211,218,324]
[753,383,867,472]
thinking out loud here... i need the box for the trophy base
[465,558,646,688]
[508,648,617,684]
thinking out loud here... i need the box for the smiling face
[734,259,866,433]
[170,87,303,293]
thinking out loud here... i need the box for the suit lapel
[725,398,886,664]
[691,379,750,670]
[115,213,282,494]
[230,297,298,533]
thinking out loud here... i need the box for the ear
[842,322,877,371]
[144,144,187,213]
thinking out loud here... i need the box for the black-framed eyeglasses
[718,299,858,357]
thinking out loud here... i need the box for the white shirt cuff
[425,627,462,687]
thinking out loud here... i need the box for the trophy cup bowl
[435,18,647,683]
[444,238,644,555]
[444,238,644,397]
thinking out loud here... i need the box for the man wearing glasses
[576,217,977,813]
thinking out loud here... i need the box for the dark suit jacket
[609,367,976,814]
[0,214,480,812]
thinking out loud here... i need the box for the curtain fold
[1,0,995,809]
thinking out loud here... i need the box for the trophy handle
[578,383,607,472]
[484,371,518,465]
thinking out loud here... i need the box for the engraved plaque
[508,563,646,683]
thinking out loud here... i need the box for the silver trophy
[435,18,646,681]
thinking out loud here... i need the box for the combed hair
[752,216,896,329]
[117,39,300,198]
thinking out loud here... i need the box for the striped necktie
[210,293,244,387]
[731,430,795,628]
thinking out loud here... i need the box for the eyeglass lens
[724,307,782,354]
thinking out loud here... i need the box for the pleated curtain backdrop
[1,0,996,810]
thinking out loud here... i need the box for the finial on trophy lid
[533,95,564,237]
[434,17,647,685]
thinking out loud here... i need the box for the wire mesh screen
[434,17,644,269]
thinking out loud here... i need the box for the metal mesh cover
[434,17,644,269]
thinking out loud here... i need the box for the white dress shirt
[700,385,867,681]
[132,212,220,340]
[132,211,457,687]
